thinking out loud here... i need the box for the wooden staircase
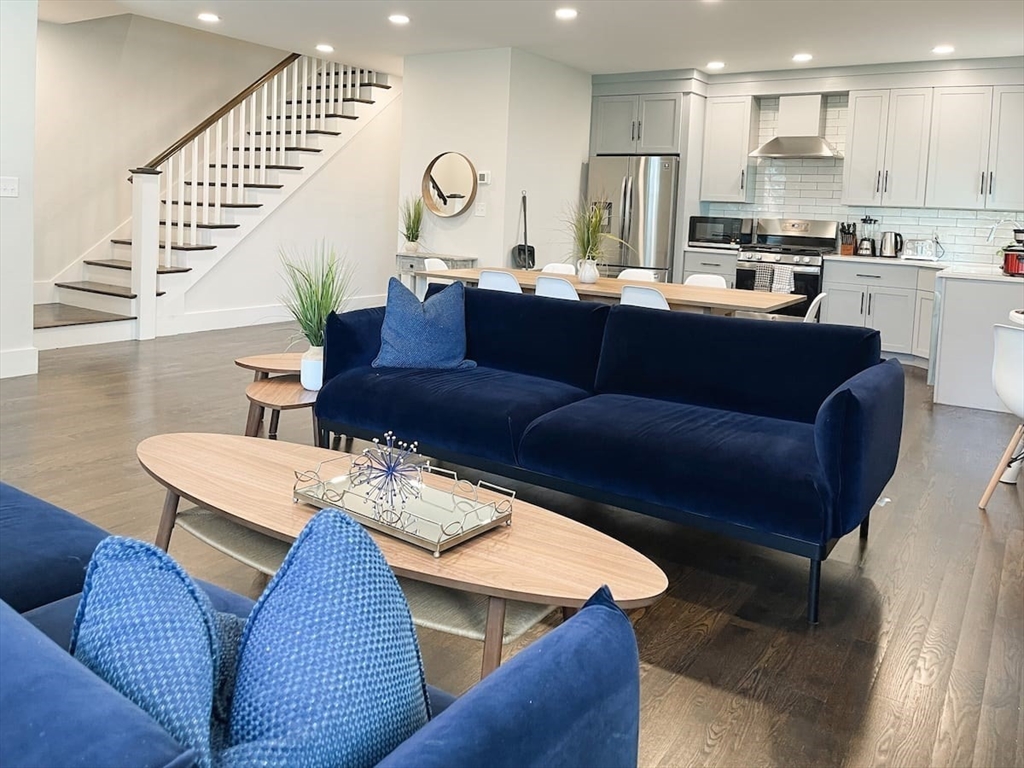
[36,56,397,348]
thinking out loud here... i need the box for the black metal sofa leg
[807,559,821,625]
[860,513,870,541]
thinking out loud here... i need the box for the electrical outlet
[0,177,18,198]
[475,202,486,217]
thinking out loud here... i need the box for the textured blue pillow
[70,511,429,768]
[373,277,476,370]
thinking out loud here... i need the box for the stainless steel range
[736,219,837,318]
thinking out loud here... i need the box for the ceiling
[39,0,1024,76]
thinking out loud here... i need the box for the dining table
[414,267,807,315]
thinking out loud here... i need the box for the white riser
[35,319,136,351]
[57,286,135,314]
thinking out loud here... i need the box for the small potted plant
[401,195,424,253]
[280,241,354,391]
[567,198,609,283]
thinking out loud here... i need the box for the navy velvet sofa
[0,482,640,767]
[316,286,905,622]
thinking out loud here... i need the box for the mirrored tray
[293,454,514,557]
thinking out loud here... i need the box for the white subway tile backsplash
[705,94,1022,264]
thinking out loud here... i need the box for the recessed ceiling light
[706,61,726,70]
[792,53,813,63]
[932,44,955,54]
[316,44,334,53]
[555,8,578,20]
[197,12,220,23]
[388,14,410,24]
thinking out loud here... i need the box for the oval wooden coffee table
[138,433,668,677]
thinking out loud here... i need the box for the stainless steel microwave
[688,216,753,249]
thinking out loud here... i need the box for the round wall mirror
[421,152,478,218]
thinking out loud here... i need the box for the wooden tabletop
[245,376,317,410]
[234,352,303,375]
[137,433,667,609]
[415,267,806,313]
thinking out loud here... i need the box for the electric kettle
[880,231,903,258]
[857,238,876,256]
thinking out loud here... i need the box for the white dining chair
[535,275,580,301]
[979,324,1024,509]
[478,270,523,294]
[423,257,448,271]
[802,292,827,323]
[541,263,576,275]
[617,268,657,282]
[684,274,728,288]
[620,284,669,310]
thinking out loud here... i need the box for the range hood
[749,94,842,159]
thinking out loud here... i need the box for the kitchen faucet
[986,218,1024,242]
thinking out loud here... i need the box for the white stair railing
[128,55,387,338]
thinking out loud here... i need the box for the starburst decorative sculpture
[350,432,423,519]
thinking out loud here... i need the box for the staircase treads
[209,163,303,171]
[159,220,240,229]
[247,129,341,137]
[34,303,136,329]
[55,281,165,299]
[232,146,322,153]
[308,82,391,90]
[269,113,358,120]
[183,181,284,189]
[111,238,216,251]
[162,200,263,209]
[83,260,192,274]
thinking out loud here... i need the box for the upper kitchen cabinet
[700,96,759,202]
[591,94,682,155]
[925,86,1023,211]
[841,88,931,207]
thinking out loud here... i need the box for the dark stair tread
[111,238,216,251]
[308,82,391,90]
[232,146,322,153]
[247,129,341,137]
[209,163,303,171]
[163,200,263,208]
[159,220,240,229]
[183,181,284,189]
[34,303,136,329]
[84,259,192,274]
[343,97,375,104]
[55,281,165,299]
[270,112,358,120]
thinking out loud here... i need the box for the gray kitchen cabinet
[591,94,682,155]
[987,86,1024,211]
[700,96,759,202]
[822,261,920,354]
[822,284,867,327]
[682,250,737,288]
[867,286,916,354]
[913,290,934,359]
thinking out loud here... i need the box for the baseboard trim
[0,346,40,378]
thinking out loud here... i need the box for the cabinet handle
[876,171,881,193]
[883,170,889,194]
[989,171,994,195]
[631,121,635,142]
[860,292,865,315]
[867,293,873,315]
[740,170,745,190]
[699,262,721,267]
[855,273,881,278]
[980,172,985,195]
[637,121,642,140]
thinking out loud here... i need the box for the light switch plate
[475,202,486,217]
[0,177,18,198]
[477,170,491,185]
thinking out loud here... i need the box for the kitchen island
[932,264,1024,411]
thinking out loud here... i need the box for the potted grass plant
[566,199,608,283]
[279,241,354,391]
[401,195,425,253]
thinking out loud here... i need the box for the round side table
[235,353,305,439]
[244,375,318,443]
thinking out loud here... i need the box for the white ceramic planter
[577,259,600,284]
[301,345,324,391]
[403,241,420,253]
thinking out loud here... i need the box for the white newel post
[129,167,161,340]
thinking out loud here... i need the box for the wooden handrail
[142,52,300,170]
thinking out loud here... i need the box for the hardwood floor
[1,323,1021,767]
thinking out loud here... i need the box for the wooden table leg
[244,401,262,437]
[311,411,320,446]
[253,371,268,435]
[154,489,180,551]
[980,424,1024,509]
[268,409,281,440]
[561,606,579,622]
[481,596,507,678]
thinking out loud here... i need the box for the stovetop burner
[739,244,833,256]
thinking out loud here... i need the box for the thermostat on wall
[477,171,491,185]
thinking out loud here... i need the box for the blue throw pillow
[70,510,430,768]
[373,277,476,370]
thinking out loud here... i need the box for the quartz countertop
[683,246,741,255]
[936,263,1023,283]
[823,255,945,269]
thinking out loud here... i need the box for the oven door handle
[736,264,821,274]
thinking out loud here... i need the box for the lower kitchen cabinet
[913,291,934,358]
[682,250,736,288]
[822,281,917,354]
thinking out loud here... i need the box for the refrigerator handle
[623,175,634,259]
[618,176,628,243]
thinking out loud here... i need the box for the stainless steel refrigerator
[585,156,679,281]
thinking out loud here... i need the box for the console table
[396,253,477,297]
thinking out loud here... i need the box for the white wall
[184,96,402,324]
[34,14,286,283]
[399,49,511,264]
[503,49,591,268]
[1,0,39,378]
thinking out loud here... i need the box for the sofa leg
[860,513,870,542]
[807,559,821,625]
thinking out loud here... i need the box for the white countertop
[823,255,945,269]
[936,264,1024,283]
[683,246,740,256]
